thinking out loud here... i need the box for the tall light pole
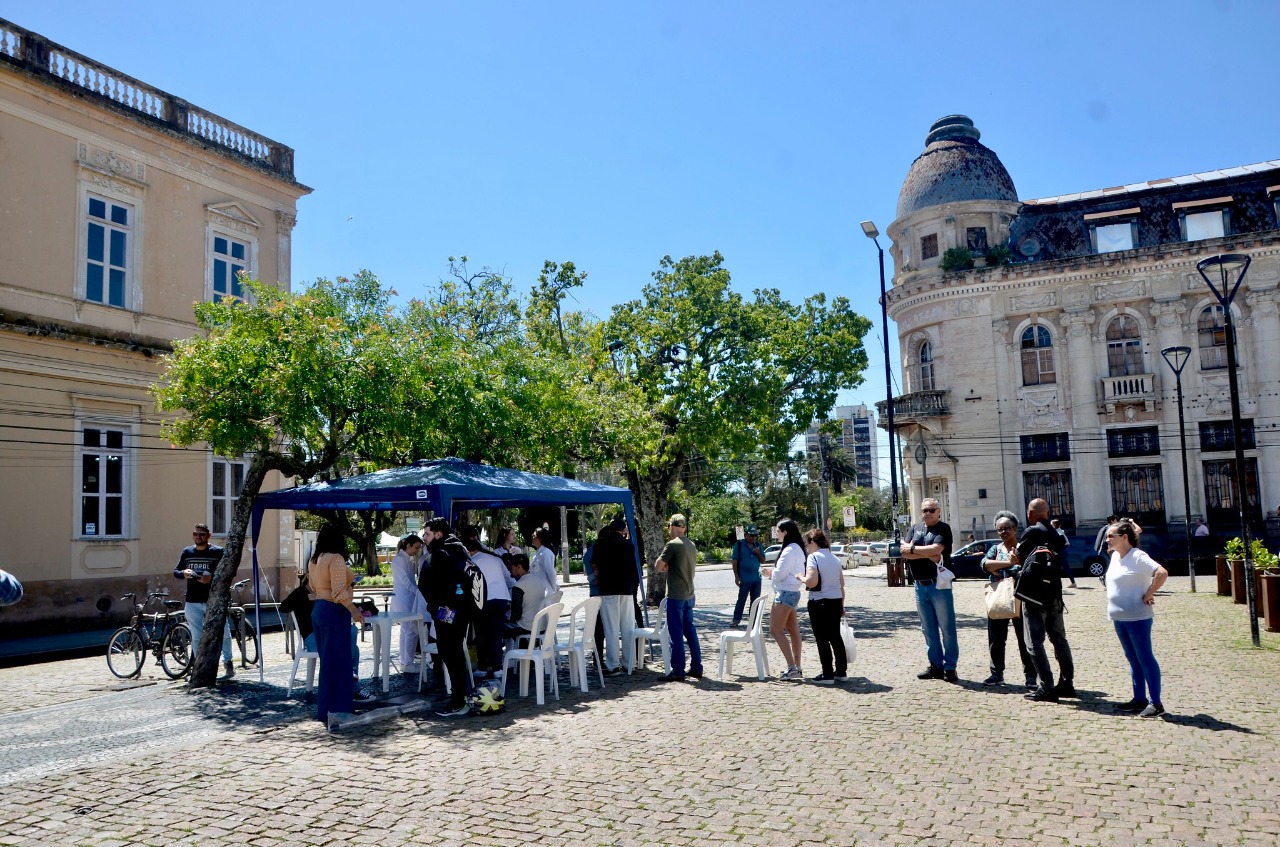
[860,221,901,552]
[1197,254,1259,647]
[1160,344,1196,593]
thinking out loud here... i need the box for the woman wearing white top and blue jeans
[1105,519,1169,717]
[768,519,807,680]
[802,528,846,684]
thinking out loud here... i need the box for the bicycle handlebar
[232,579,251,589]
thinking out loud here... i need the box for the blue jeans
[665,596,702,677]
[312,600,356,722]
[914,582,958,670]
[303,626,360,677]
[183,602,232,663]
[1114,618,1160,704]
[732,579,762,626]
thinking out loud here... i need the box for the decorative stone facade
[880,115,1280,543]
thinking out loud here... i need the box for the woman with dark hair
[801,528,846,684]
[308,523,365,728]
[981,511,1037,688]
[494,527,523,558]
[767,519,807,680]
[1105,519,1169,717]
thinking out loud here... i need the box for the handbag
[839,619,857,666]
[985,576,1020,619]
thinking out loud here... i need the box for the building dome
[895,115,1018,218]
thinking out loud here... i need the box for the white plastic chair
[501,602,563,705]
[717,592,771,680]
[286,612,319,697]
[628,598,667,673]
[415,617,471,695]
[556,597,605,692]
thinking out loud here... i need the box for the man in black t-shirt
[903,499,959,682]
[1014,498,1075,702]
[173,522,234,678]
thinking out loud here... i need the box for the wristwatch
[908,543,915,555]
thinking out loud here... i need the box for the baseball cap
[745,524,759,535]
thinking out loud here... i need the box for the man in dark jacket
[1014,498,1075,702]
[417,518,472,717]
[594,518,639,674]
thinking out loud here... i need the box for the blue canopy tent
[245,458,645,682]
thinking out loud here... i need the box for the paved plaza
[0,567,1277,847]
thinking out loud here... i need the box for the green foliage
[940,246,974,272]
[1226,537,1245,559]
[986,244,1013,267]
[1251,539,1278,572]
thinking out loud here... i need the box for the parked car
[867,541,889,564]
[764,544,781,563]
[830,543,852,568]
[947,539,996,580]
[847,542,872,568]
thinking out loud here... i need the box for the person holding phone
[767,519,807,680]
[801,528,846,684]
[730,525,766,627]
[173,522,234,680]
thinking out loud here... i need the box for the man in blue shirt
[730,525,765,627]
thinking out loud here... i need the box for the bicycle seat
[164,600,183,610]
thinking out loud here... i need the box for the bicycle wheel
[160,623,192,679]
[106,627,144,679]
[239,620,258,666]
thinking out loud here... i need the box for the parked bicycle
[229,578,260,668]
[106,591,192,679]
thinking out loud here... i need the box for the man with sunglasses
[904,499,958,683]
[173,522,235,679]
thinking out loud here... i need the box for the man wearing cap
[594,518,639,674]
[730,525,766,627]
[656,514,702,681]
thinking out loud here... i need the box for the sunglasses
[192,532,210,538]
[922,508,939,514]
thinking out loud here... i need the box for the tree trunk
[628,467,674,607]
[189,451,272,688]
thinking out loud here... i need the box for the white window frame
[1181,209,1228,241]
[210,454,250,536]
[75,420,137,540]
[76,168,145,312]
[206,204,261,304]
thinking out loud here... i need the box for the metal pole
[1221,304,1259,643]
[559,505,570,585]
[1173,371,1196,593]
[877,242,900,546]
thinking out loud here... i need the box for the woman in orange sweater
[309,523,365,728]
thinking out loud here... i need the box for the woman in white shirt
[801,528,847,684]
[768,519,807,680]
[1104,519,1169,717]
[388,534,426,673]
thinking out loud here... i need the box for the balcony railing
[0,18,296,180]
[1100,373,1155,413]
[875,389,950,427]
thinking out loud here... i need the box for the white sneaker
[401,663,422,675]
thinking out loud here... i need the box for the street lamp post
[860,221,901,554]
[1160,344,1196,593]
[1197,254,1260,647]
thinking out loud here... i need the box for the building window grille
[1198,305,1228,370]
[917,341,935,391]
[81,427,127,537]
[85,195,132,308]
[1020,325,1056,386]
[1199,420,1255,452]
[1203,458,1261,528]
[1109,464,1165,525]
[1022,470,1075,528]
[1105,315,1143,377]
[1020,432,1070,464]
[1107,426,1161,458]
[920,233,939,261]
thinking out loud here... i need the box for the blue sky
[11,1,1280,487]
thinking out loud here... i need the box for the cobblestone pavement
[0,567,1277,846]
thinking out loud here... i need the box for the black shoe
[809,674,836,685]
[435,702,470,718]
[602,666,623,677]
[656,673,686,683]
[352,690,377,704]
[1026,687,1059,702]
[1139,703,1165,718]
[1052,680,1078,699]
[1117,698,1148,712]
[982,674,1004,686]
[917,665,944,680]
[833,672,848,682]
[1025,678,1038,690]
[943,669,960,684]
[688,668,703,679]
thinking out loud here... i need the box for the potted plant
[1215,542,1232,597]
[940,246,974,272]
[986,243,1013,267]
[1226,537,1248,604]
[1251,541,1280,631]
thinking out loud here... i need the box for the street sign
[842,506,857,527]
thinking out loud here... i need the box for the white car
[846,543,871,567]
[830,543,853,568]
[764,544,782,563]
[867,541,890,564]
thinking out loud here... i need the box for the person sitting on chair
[503,553,547,643]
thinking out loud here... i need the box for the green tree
[605,253,872,601]
[153,272,430,688]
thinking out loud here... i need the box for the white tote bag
[839,619,857,666]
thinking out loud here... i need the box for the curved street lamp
[1160,344,1195,593]
[860,220,901,555]
[1196,254,1259,646]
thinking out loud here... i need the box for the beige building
[880,115,1279,548]
[0,19,310,645]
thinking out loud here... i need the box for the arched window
[1198,305,1228,370]
[1020,325,1056,386]
[1105,315,1143,377]
[917,341,935,391]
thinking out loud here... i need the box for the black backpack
[1015,546,1062,608]
[461,557,487,615]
